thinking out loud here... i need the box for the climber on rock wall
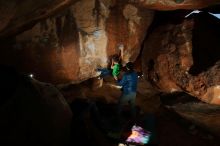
[111,55,121,81]
[96,44,124,81]
[97,55,121,80]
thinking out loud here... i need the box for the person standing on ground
[118,62,138,118]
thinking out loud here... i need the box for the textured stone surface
[0,0,154,84]
[0,0,77,38]
[106,1,154,65]
[142,12,220,105]
[1,0,220,39]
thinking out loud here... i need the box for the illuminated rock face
[106,2,154,65]
[0,0,219,86]
[0,0,154,84]
[142,12,220,105]
[0,0,219,85]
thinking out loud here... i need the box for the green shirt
[112,63,121,77]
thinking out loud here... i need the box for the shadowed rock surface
[142,12,220,105]
[0,66,72,146]
[170,102,220,137]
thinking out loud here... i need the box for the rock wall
[1,0,220,84]
[1,0,220,39]
[142,12,220,105]
[0,0,154,84]
[106,1,154,64]
[0,0,220,88]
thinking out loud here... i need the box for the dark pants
[97,68,111,77]
[118,92,136,118]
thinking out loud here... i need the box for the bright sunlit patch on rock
[171,88,178,93]
[185,10,200,18]
[107,83,122,89]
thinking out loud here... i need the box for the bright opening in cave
[185,10,220,19]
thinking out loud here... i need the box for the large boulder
[142,12,220,105]
[0,67,72,146]
[169,102,220,137]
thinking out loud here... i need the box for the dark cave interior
[0,1,220,146]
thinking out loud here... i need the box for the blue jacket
[118,71,138,95]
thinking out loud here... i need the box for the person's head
[126,62,134,71]
[112,56,120,64]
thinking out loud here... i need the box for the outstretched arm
[113,76,118,81]
[111,58,114,69]
[119,45,124,62]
